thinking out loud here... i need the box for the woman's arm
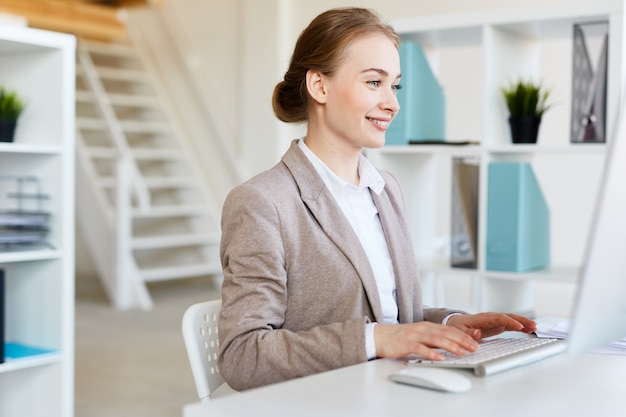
[218,183,368,391]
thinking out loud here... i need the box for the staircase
[75,38,223,310]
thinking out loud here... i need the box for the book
[0,210,50,227]
[3,342,56,360]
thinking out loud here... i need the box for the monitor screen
[566,100,626,357]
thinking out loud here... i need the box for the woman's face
[319,33,401,151]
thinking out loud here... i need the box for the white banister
[115,157,152,310]
[76,41,152,212]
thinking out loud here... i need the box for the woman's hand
[373,321,480,361]
[446,312,537,340]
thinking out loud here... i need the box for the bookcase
[367,1,624,317]
[0,26,75,417]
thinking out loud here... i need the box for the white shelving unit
[0,26,75,417]
[368,1,625,317]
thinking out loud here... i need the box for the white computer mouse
[388,367,472,393]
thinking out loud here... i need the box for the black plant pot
[508,116,541,144]
[0,119,17,143]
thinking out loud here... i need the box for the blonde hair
[272,7,399,123]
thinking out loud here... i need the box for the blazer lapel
[371,187,416,324]
[281,141,385,323]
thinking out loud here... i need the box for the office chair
[182,299,231,402]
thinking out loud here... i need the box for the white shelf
[481,265,580,283]
[373,1,624,316]
[376,143,606,156]
[0,143,64,155]
[0,353,62,373]
[0,25,75,417]
[0,347,62,374]
[418,258,579,283]
[485,143,607,155]
[376,144,482,156]
[0,248,62,263]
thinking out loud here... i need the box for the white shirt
[298,139,397,357]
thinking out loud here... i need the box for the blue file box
[486,162,550,272]
[386,40,445,145]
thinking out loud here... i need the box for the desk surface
[184,353,626,417]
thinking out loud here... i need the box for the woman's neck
[303,136,361,186]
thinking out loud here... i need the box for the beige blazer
[218,140,459,390]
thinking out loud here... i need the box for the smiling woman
[217,7,536,392]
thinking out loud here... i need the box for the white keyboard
[407,337,566,377]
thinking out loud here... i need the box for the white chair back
[182,299,225,401]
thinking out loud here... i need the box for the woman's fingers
[373,322,479,359]
[447,312,537,338]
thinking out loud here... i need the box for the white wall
[154,0,287,178]
[160,0,242,141]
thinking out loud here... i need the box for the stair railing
[115,156,152,310]
[76,41,151,212]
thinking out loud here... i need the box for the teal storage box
[386,40,445,145]
[486,162,550,272]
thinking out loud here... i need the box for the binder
[486,163,550,272]
[450,158,479,268]
[386,40,445,145]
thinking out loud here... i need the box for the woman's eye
[367,80,381,88]
[392,84,402,92]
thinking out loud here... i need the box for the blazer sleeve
[218,183,368,391]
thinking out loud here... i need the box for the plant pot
[0,119,17,143]
[508,116,541,144]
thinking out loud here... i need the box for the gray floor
[75,273,221,417]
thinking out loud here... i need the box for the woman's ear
[306,69,328,104]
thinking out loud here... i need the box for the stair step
[108,93,162,108]
[87,146,184,160]
[76,117,105,130]
[133,204,208,218]
[95,67,150,83]
[141,262,223,282]
[121,120,171,133]
[82,41,137,58]
[75,90,161,109]
[132,232,220,250]
[143,177,195,188]
[77,117,170,133]
[132,149,185,160]
[100,176,196,188]
[85,146,118,159]
[76,90,95,103]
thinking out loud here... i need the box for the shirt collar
[298,138,385,195]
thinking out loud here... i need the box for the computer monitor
[566,99,626,357]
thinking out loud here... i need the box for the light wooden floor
[74,273,221,417]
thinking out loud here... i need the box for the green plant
[501,80,550,118]
[0,87,25,120]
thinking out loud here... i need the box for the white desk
[184,353,626,417]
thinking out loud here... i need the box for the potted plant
[0,87,25,143]
[501,80,551,144]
